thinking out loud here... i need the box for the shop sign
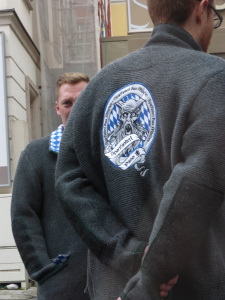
[0,32,10,186]
[216,0,225,10]
[127,0,154,33]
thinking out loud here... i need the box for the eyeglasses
[208,3,223,29]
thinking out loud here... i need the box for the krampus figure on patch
[105,98,148,171]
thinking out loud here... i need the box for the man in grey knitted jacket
[11,72,90,299]
[56,0,225,299]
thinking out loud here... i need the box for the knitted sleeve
[55,81,147,281]
[11,150,69,284]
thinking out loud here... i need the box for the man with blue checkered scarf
[11,72,90,300]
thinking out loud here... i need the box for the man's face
[56,81,88,127]
[199,1,215,52]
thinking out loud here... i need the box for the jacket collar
[145,23,203,52]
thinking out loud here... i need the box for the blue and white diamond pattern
[49,124,64,153]
[138,102,151,131]
[107,105,120,134]
[107,93,151,135]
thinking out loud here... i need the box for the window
[25,77,42,141]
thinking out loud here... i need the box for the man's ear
[195,0,209,25]
[55,101,60,116]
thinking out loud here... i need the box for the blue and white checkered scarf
[49,124,64,154]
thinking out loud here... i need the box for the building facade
[0,0,40,288]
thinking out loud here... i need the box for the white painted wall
[0,0,34,37]
[6,29,39,85]
[1,23,40,187]
[0,194,29,288]
[0,4,40,287]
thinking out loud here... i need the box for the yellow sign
[127,0,154,33]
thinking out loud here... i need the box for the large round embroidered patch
[102,83,157,174]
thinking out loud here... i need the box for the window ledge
[23,0,34,11]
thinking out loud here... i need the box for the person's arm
[11,150,69,284]
[55,92,148,281]
[119,71,225,299]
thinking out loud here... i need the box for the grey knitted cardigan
[11,136,89,300]
[56,24,225,300]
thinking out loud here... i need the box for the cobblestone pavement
[0,287,37,300]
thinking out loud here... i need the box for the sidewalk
[0,287,37,300]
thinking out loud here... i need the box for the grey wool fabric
[56,24,225,300]
[11,136,89,300]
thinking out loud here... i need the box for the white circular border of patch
[102,82,157,170]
